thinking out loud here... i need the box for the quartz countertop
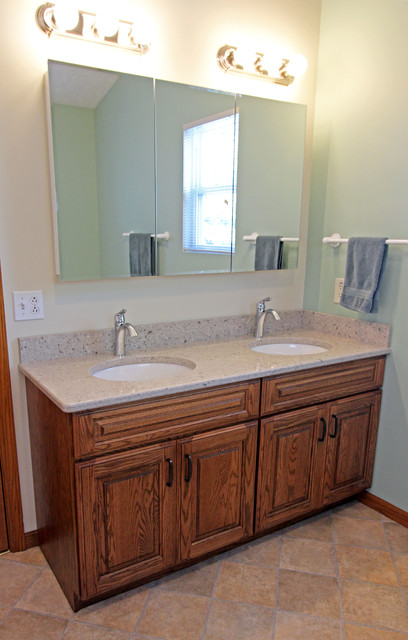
[19,328,390,413]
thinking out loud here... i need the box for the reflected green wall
[95,75,155,278]
[52,105,101,279]
[305,0,408,510]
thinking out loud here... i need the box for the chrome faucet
[254,297,281,339]
[114,309,137,358]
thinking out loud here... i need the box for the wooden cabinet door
[179,422,257,561]
[322,391,382,505]
[76,442,177,599]
[255,406,326,532]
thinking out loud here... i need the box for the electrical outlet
[334,278,344,304]
[13,291,44,320]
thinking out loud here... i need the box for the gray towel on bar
[129,233,156,277]
[340,237,388,313]
[254,236,283,271]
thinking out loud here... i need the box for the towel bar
[123,231,170,240]
[323,233,408,248]
[243,233,299,244]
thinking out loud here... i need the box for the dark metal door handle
[318,417,327,442]
[166,458,174,487]
[330,414,339,438]
[185,454,193,483]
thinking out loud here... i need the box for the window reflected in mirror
[183,110,238,256]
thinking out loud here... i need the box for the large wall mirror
[47,60,306,280]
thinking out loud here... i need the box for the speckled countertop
[19,316,391,413]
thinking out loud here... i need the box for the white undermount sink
[92,358,196,382]
[250,341,329,356]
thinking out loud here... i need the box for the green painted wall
[94,75,155,278]
[51,105,101,279]
[305,0,408,510]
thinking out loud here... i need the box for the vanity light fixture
[35,3,150,54]
[216,45,307,85]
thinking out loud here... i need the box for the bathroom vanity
[20,316,389,611]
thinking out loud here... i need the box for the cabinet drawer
[73,380,260,458]
[261,357,385,416]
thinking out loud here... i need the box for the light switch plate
[334,278,344,304]
[13,291,44,320]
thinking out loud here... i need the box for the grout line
[382,516,408,619]
[271,531,282,640]
[132,585,155,635]
[200,558,223,640]
[331,511,347,640]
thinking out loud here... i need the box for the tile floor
[0,500,408,639]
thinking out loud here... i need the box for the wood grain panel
[322,391,382,505]
[0,261,24,551]
[76,442,177,598]
[255,406,326,532]
[26,380,80,609]
[261,357,385,416]
[0,468,8,551]
[179,422,257,560]
[74,380,260,458]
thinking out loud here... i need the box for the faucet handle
[115,309,127,325]
[257,297,271,311]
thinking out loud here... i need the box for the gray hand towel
[129,233,156,277]
[254,236,283,271]
[340,237,388,313]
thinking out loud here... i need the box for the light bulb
[93,13,119,38]
[233,47,257,72]
[52,3,79,31]
[285,54,308,78]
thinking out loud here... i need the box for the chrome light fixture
[216,45,307,85]
[35,3,150,54]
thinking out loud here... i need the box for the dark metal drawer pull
[330,414,339,438]
[185,454,193,483]
[166,458,174,487]
[318,417,327,442]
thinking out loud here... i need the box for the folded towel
[129,233,156,277]
[254,236,283,271]
[340,237,388,313]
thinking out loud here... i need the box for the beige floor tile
[393,554,408,588]
[154,558,219,596]
[344,623,408,639]
[337,547,399,586]
[283,513,333,542]
[333,515,388,549]
[136,590,210,640]
[204,599,274,640]
[75,585,150,631]
[277,569,340,619]
[214,560,276,607]
[384,523,408,553]
[17,567,73,618]
[0,606,9,621]
[0,547,47,567]
[63,621,132,639]
[0,608,67,639]
[275,610,343,639]
[221,533,280,567]
[0,559,42,607]
[341,580,408,632]
[280,537,336,576]
[334,501,383,521]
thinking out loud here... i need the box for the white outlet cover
[13,291,44,320]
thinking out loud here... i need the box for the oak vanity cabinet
[76,422,257,599]
[26,378,259,609]
[255,358,384,531]
[25,356,385,610]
